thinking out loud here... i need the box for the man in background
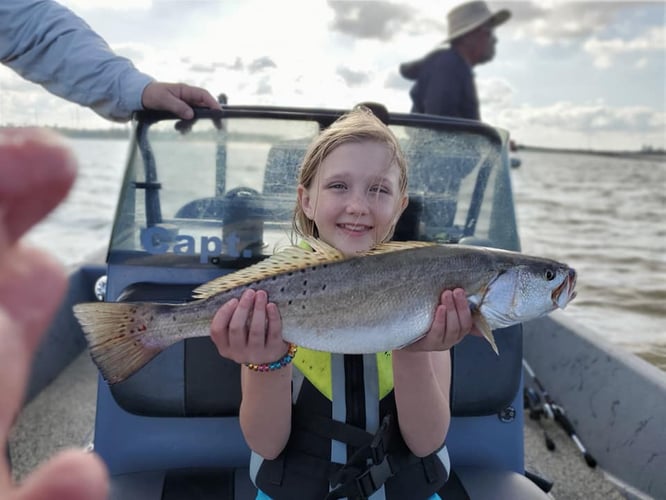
[400,0,511,120]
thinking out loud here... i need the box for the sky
[0,0,664,151]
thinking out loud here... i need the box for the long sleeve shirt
[402,47,480,121]
[0,0,153,122]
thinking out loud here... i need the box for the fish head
[478,261,577,329]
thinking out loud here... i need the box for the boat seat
[262,138,309,220]
[110,468,256,500]
[401,137,484,241]
[174,196,224,220]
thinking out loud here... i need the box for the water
[25,139,666,371]
[25,137,129,267]
[512,150,666,370]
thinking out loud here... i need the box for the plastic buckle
[355,457,393,498]
[370,415,392,464]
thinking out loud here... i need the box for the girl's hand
[404,288,478,352]
[210,289,287,364]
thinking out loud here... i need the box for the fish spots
[322,284,327,291]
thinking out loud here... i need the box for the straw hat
[445,1,511,42]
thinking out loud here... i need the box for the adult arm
[0,0,220,122]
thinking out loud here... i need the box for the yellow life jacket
[294,348,394,400]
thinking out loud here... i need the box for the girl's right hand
[210,289,286,365]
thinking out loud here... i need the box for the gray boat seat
[93,280,254,500]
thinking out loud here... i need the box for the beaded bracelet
[245,343,298,372]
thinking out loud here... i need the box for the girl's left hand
[404,288,477,352]
[210,289,286,365]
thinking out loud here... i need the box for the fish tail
[472,311,499,355]
[73,301,172,384]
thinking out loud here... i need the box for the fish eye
[545,269,555,281]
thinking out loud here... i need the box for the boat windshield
[108,108,517,268]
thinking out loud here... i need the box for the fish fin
[192,239,346,299]
[73,302,169,384]
[362,240,437,256]
[301,236,346,259]
[472,310,500,355]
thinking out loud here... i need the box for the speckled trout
[74,238,577,383]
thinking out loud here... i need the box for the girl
[211,108,475,499]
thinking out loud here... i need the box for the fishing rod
[522,359,597,468]
[523,385,556,451]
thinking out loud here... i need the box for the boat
[10,103,666,500]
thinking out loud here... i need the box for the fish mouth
[552,268,577,309]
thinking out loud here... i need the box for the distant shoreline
[517,145,666,162]
[1,125,664,161]
[0,125,130,140]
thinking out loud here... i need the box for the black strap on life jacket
[324,414,448,500]
[325,414,394,499]
[255,384,456,499]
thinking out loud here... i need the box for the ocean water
[24,139,666,370]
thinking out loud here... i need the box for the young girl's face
[298,141,407,256]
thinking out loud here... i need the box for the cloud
[248,57,277,74]
[502,1,652,44]
[477,77,515,110]
[584,26,665,68]
[189,64,216,74]
[336,66,370,87]
[255,76,273,96]
[61,0,150,11]
[384,71,412,91]
[327,0,418,40]
[499,101,665,133]
[111,43,149,64]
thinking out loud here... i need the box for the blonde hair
[292,106,408,241]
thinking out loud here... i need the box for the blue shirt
[406,47,480,121]
[0,0,153,122]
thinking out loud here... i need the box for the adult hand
[0,128,109,500]
[210,289,287,365]
[404,288,480,352]
[141,82,222,119]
